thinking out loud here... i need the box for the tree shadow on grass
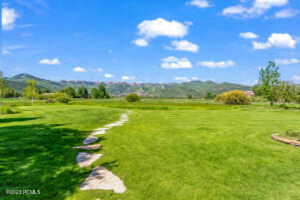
[0,117,39,124]
[0,123,90,200]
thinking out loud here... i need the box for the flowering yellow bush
[216,90,251,105]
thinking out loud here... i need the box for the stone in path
[92,127,109,136]
[77,152,102,168]
[80,166,126,194]
[73,144,101,150]
[83,136,98,145]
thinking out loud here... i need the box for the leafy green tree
[256,61,281,106]
[205,92,215,100]
[77,86,89,98]
[277,81,297,103]
[0,78,19,98]
[90,84,110,99]
[0,78,7,97]
[91,88,100,99]
[24,80,39,103]
[62,87,76,98]
[98,84,110,98]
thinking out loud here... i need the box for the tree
[256,61,281,106]
[0,78,19,98]
[24,80,39,103]
[277,81,297,104]
[0,78,7,97]
[205,92,215,100]
[90,84,110,99]
[98,84,110,98]
[62,87,76,98]
[91,88,100,99]
[77,86,89,98]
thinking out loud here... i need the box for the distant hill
[5,73,251,98]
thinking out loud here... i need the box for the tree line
[0,76,110,100]
[253,61,300,105]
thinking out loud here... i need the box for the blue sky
[1,0,300,84]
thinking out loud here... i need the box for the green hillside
[5,73,251,98]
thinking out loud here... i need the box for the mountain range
[5,73,252,98]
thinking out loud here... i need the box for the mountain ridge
[5,73,252,98]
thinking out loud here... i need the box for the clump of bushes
[0,106,17,114]
[216,90,251,105]
[40,93,71,104]
[126,93,141,102]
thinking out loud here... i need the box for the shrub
[216,90,251,105]
[54,93,71,104]
[126,93,141,102]
[39,93,71,104]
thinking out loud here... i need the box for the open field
[1,100,300,200]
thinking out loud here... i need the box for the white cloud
[122,76,136,81]
[252,41,272,49]
[134,18,189,46]
[198,60,236,68]
[133,38,149,47]
[274,9,299,18]
[138,18,188,39]
[96,68,103,72]
[73,67,86,72]
[292,75,300,82]
[104,73,114,78]
[39,58,60,65]
[191,77,200,81]
[188,0,211,8]
[253,33,297,50]
[2,45,25,55]
[168,40,199,53]
[174,77,191,82]
[161,56,193,69]
[275,58,300,65]
[222,0,289,18]
[240,32,259,39]
[2,7,18,31]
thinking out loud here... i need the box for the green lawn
[1,101,300,200]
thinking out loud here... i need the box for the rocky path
[74,113,129,194]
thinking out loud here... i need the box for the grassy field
[1,100,300,200]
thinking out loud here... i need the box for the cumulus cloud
[240,32,259,39]
[168,40,199,53]
[292,75,300,82]
[39,58,60,65]
[174,77,191,82]
[222,0,289,18]
[188,0,211,8]
[275,58,300,65]
[198,60,235,68]
[104,73,114,78]
[73,67,86,72]
[134,18,189,46]
[253,33,297,50]
[133,38,149,47]
[191,77,200,81]
[274,9,299,18]
[2,7,19,30]
[122,76,136,81]
[161,56,193,69]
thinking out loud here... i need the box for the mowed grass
[0,105,122,200]
[1,100,300,200]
